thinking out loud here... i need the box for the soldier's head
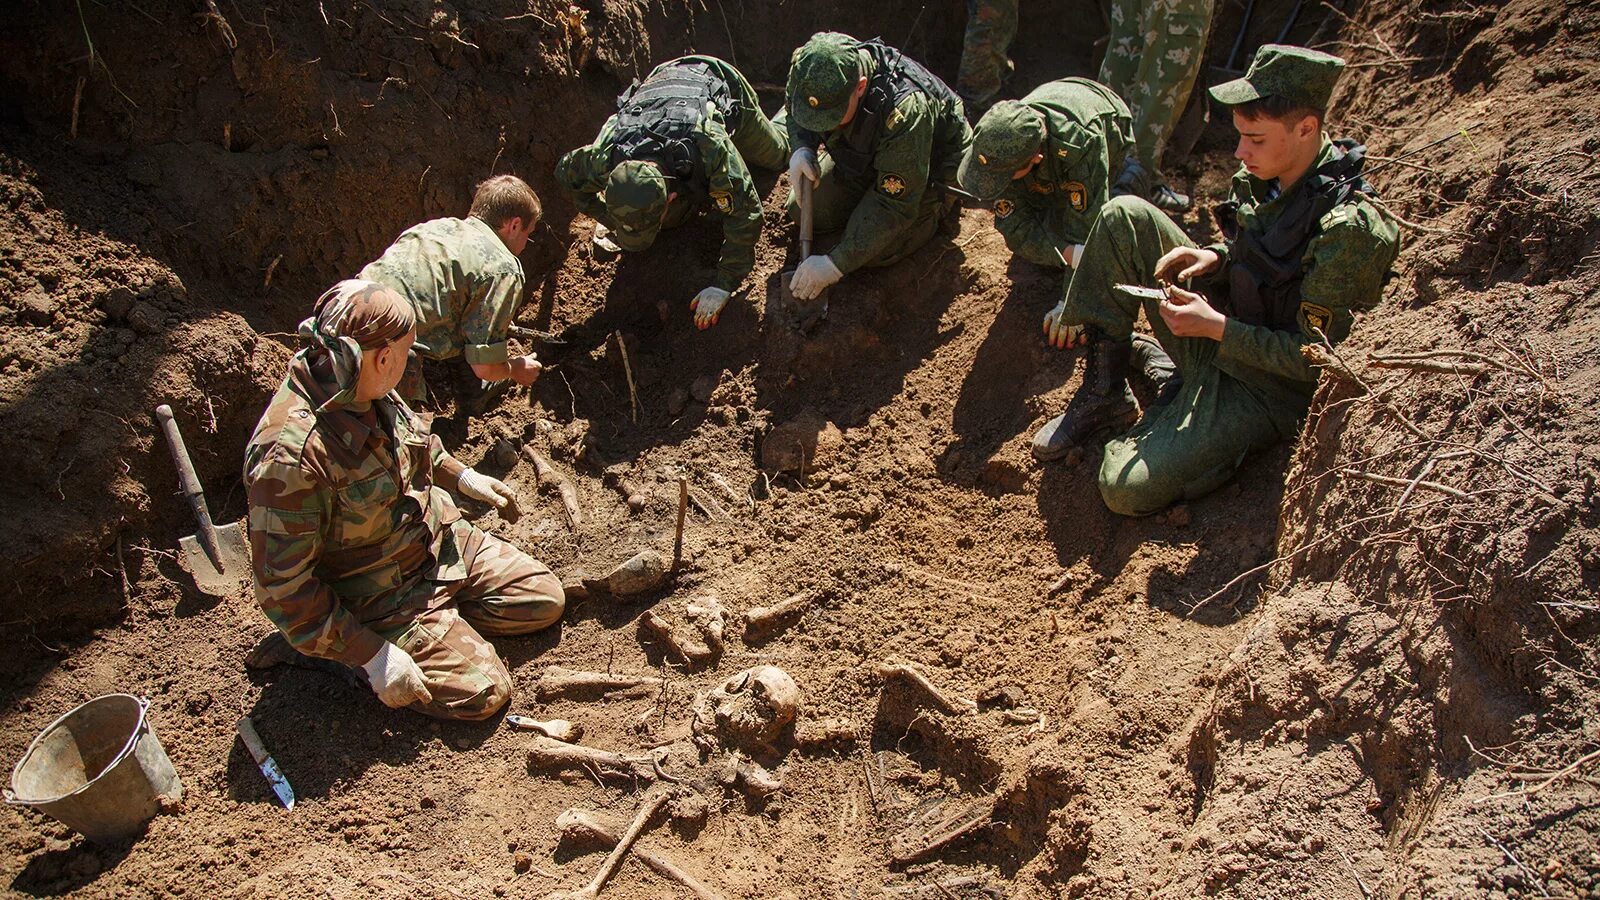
[1210,44,1345,184]
[788,32,872,132]
[603,160,678,251]
[470,174,542,256]
[959,101,1047,201]
[306,280,416,403]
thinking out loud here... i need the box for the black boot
[1130,333,1182,408]
[1031,329,1138,461]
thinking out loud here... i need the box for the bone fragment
[536,666,662,700]
[795,717,858,748]
[546,789,669,900]
[889,797,995,864]
[523,445,582,528]
[556,808,726,900]
[742,591,813,639]
[641,595,726,666]
[585,549,669,597]
[875,663,978,715]
[526,735,666,783]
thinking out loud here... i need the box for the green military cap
[787,32,865,133]
[1209,44,1346,111]
[604,160,668,251]
[957,100,1046,201]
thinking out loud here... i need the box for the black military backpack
[608,60,739,191]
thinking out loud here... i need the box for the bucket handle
[6,694,153,807]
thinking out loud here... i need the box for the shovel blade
[178,522,252,596]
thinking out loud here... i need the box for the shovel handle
[155,404,223,565]
[797,174,815,260]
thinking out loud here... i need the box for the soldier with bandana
[556,55,790,330]
[244,280,565,720]
[783,32,974,301]
[359,175,543,405]
[957,77,1141,274]
[1032,46,1400,516]
[957,0,1019,114]
[1098,0,1216,211]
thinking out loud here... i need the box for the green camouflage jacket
[789,53,973,274]
[1207,137,1401,401]
[357,216,523,367]
[244,351,471,666]
[991,79,1135,267]
[555,57,763,292]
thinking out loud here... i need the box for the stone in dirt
[761,408,843,474]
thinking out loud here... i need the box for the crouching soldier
[556,55,790,329]
[783,32,974,301]
[1030,46,1400,515]
[957,77,1142,276]
[359,175,544,408]
[244,280,565,720]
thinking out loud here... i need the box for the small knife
[237,716,296,810]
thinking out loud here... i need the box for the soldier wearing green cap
[1098,0,1215,211]
[1031,44,1400,516]
[957,77,1140,273]
[556,55,790,330]
[782,33,973,301]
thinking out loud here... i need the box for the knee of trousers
[416,659,514,722]
[1096,439,1180,517]
[1099,193,1161,228]
[496,572,567,635]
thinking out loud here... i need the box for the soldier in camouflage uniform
[1098,0,1216,211]
[1032,46,1401,516]
[783,32,974,301]
[244,280,565,720]
[957,0,1019,113]
[556,55,789,330]
[359,175,543,405]
[957,77,1140,274]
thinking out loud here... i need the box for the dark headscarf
[296,279,415,407]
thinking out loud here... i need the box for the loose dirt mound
[2,0,1597,897]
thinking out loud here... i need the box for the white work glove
[690,286,731,330]
[1064,243,1085,268]
[788,146,819,187]
[458,467,516,510]
[790,254,842,301]
[1043,300,1086,350]
[361,642,432,708]
[592,222,622,253]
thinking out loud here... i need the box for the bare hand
[1157,284,1226,341]
[508,354,543,386]
[1154,246,1221,283]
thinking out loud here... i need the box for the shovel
[155,404,251,597]
[779,175,829,329]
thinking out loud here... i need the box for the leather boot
[1130,333,1182,408]
[1031,329,1138,461]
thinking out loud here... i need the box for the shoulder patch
[879,173,907,197]
[1028,180,1055,195]
[994,198,1014,219]
[1319,204,1357,229]
[710,190,732,214]
[1063,181,1088,211]
[1299,301,1333,336]
[886,95,917,131]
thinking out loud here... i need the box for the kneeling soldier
[957,77,1142,275]
[783,32,974,301]
[245,280,565,720]
[556,55,790,329]
[1031,46,1400,515]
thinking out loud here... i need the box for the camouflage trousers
[365,525,564,721]
[1064,196,1301,515]
[957,0,1019,108]
[1097,0,1215,173]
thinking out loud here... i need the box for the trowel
[779,174,829,330]
[155,404,251,597]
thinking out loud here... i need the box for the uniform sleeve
[555,124,621,225]
[697,122,764,292]
[1062,131,1113,245]
[429,434,467,487]
[461,267,523,366]
[246,450,386,667]
[1216,198,1400,381]
[830,93,936,274]
[993,185,1068,268]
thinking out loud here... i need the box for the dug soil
[2,0,1598,898]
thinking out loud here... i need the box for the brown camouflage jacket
[243,350,470,665]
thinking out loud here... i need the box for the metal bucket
[6,694,182,843]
